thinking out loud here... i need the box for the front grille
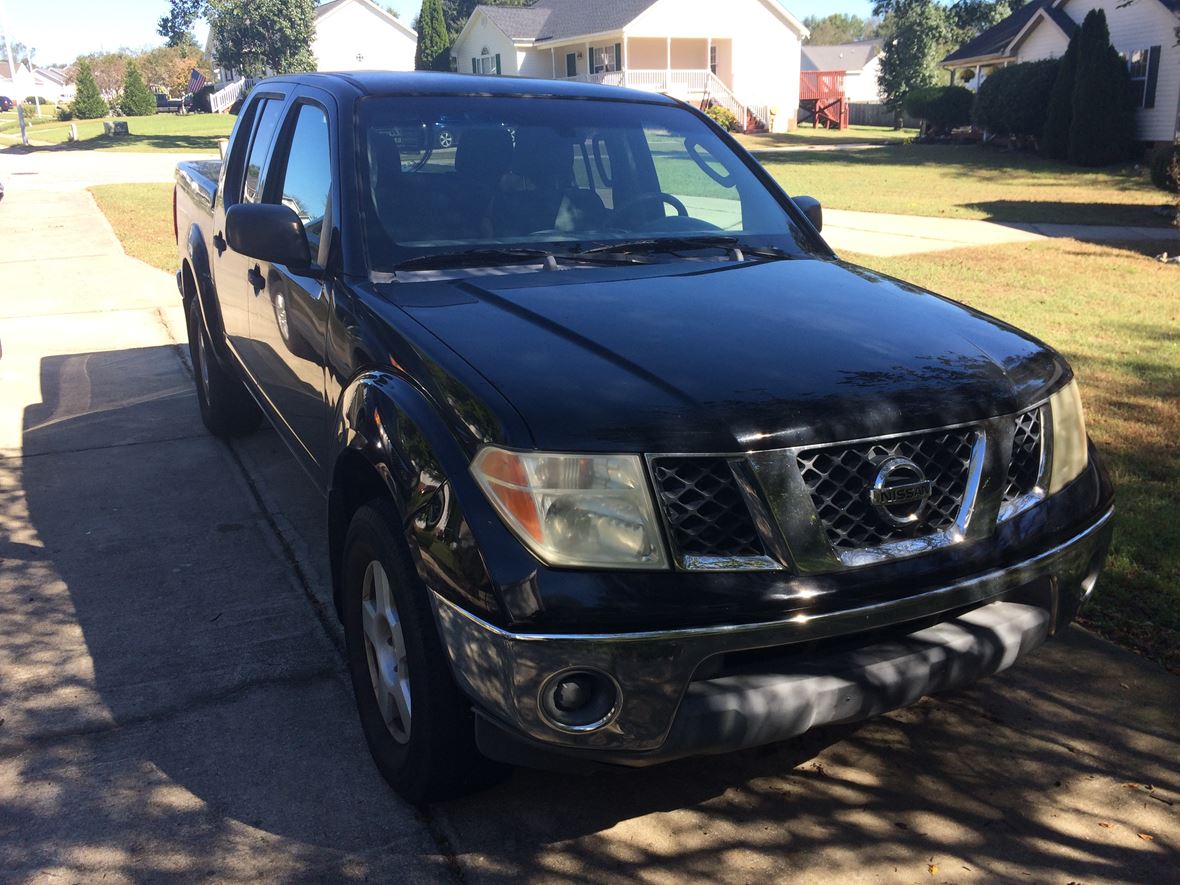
[797,429,976,550]
[650,457,764,560]
[1003,407,1044,507]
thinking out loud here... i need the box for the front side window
[358,95,819,271]
[242,98,285,203]
[1124,48,1154,108]
[276,103,331,255]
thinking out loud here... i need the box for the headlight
[471,447,668,569]
[1048,379,1088,494]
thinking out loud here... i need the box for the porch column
[706,36,712,76]
[974,63,981,92]
[585,42,590,77]
[666,36,672,90]
[551,48,555,78]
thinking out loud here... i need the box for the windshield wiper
[392,248,558,271]
[577,236,794,262]
[392,246,646,272]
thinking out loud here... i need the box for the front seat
[490,128,605,237]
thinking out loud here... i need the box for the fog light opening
[539,669,620,733]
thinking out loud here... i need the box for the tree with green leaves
[874,0,949,110]
[802,14,879,45]
[157,0,204,48]
[206,0,316,77]
[1067,9,1136,166]
[119,60,157,116]
[70,59,109,119]
[416,0,450,71]
[1041,28,1078,160]
[946,0,1026,44]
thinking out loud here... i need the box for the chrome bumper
[430,508,1113,758]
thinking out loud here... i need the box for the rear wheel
[187,297,260,438]
[342,498,493,802]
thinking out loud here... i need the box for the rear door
[212,90,289,358]
[241,90,337,475]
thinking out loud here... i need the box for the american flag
[186,69,207,94]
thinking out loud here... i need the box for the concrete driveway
[0,154,1177,883]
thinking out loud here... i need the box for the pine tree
[1067,9,1136,167]
[1041,29,1077,160]
[71,59,109,120]
[120,61,157,116]
[416,0,450,71]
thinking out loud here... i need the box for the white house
[942,0,1180,144]
[801,38,883,104]
[211,0,417,82]
[449,0,810,132]
[0,60,32,99]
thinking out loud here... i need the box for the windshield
[357,95,820,270]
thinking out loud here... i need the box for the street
[0,152,1177,883]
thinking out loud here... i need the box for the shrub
[71,60,109,119]
[705,104,739,131]
[1151,144,1180,193]
[120,61,157,116]
[1042,30,1079,160]
[56,105,74,121]
[23,95,52,105]
[904,85,973,136]
[1068,9,1136,166]
[973,60,1058,142]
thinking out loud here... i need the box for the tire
[187,297,261,438]
[342,497,493,802]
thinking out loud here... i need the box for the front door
[243,96,335,474]
[213,93,287,357]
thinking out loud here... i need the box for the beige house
[942,0,1180,144]
[450,0,810,132]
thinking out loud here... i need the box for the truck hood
[387,258,1067,452]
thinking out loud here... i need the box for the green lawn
[1,113,233,153]
[736,124,919,149]
[90,183,177,272]
[91,178,1179,672]
[844,240,1179,673]
[760,143,1171,227]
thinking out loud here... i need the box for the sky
[1,0,878,67]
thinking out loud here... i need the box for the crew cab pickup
[174,72,1114,802]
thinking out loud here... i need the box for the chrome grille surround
[998,406,1050,523]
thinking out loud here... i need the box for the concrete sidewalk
[1,150,1178,884]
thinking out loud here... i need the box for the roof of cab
[253,70,682,105]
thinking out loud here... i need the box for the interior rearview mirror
[225,202,312,269]
[793,195,823,233]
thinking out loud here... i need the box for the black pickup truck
[174,72,1113,801]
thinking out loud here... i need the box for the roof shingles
[478,0,663,42]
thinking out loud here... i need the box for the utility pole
[0,0,28,145]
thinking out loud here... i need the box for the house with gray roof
[941,0,1179,145]
[450,0,810,132]
[801,38,883,104]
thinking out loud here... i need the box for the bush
[1068,9,1136,166]
[973,60,1058,143]
[71,60,109,119]
[705,104,740,131]
[1151,145,1180,193]
[23,95,52,105]
[119,61,156,117]
[1042,31,1078,160]
[904,85,973,136]
[56,105,74,121]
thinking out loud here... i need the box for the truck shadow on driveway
[5,346,1178,882]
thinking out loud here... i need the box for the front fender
[331,370,541,627]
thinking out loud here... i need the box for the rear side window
[242,99,285,204]
[275,104,332,255]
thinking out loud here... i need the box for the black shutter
[1144,45,1160,109]
[495,53,502,75]
[615,42,622,71]
[472,58,478,73]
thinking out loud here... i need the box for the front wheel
[342,498,493,802]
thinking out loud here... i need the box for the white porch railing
[565,69,770,131]
[209,78,246,114]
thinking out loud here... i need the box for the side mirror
[225,202,312,269]
[793,195,823,233]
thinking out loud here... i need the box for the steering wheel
[615,192,689,227]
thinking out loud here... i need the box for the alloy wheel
[361,560,412,743]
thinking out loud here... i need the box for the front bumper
[431,507,1113,764]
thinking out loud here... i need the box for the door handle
[213,232,227,255]
[247,265,265,294]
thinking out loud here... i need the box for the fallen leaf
[894,821,910,830]
[1120,682,1130,689]
[928,863,939,877]
[1138,833,1154,842]
[1098,822,1112,828]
